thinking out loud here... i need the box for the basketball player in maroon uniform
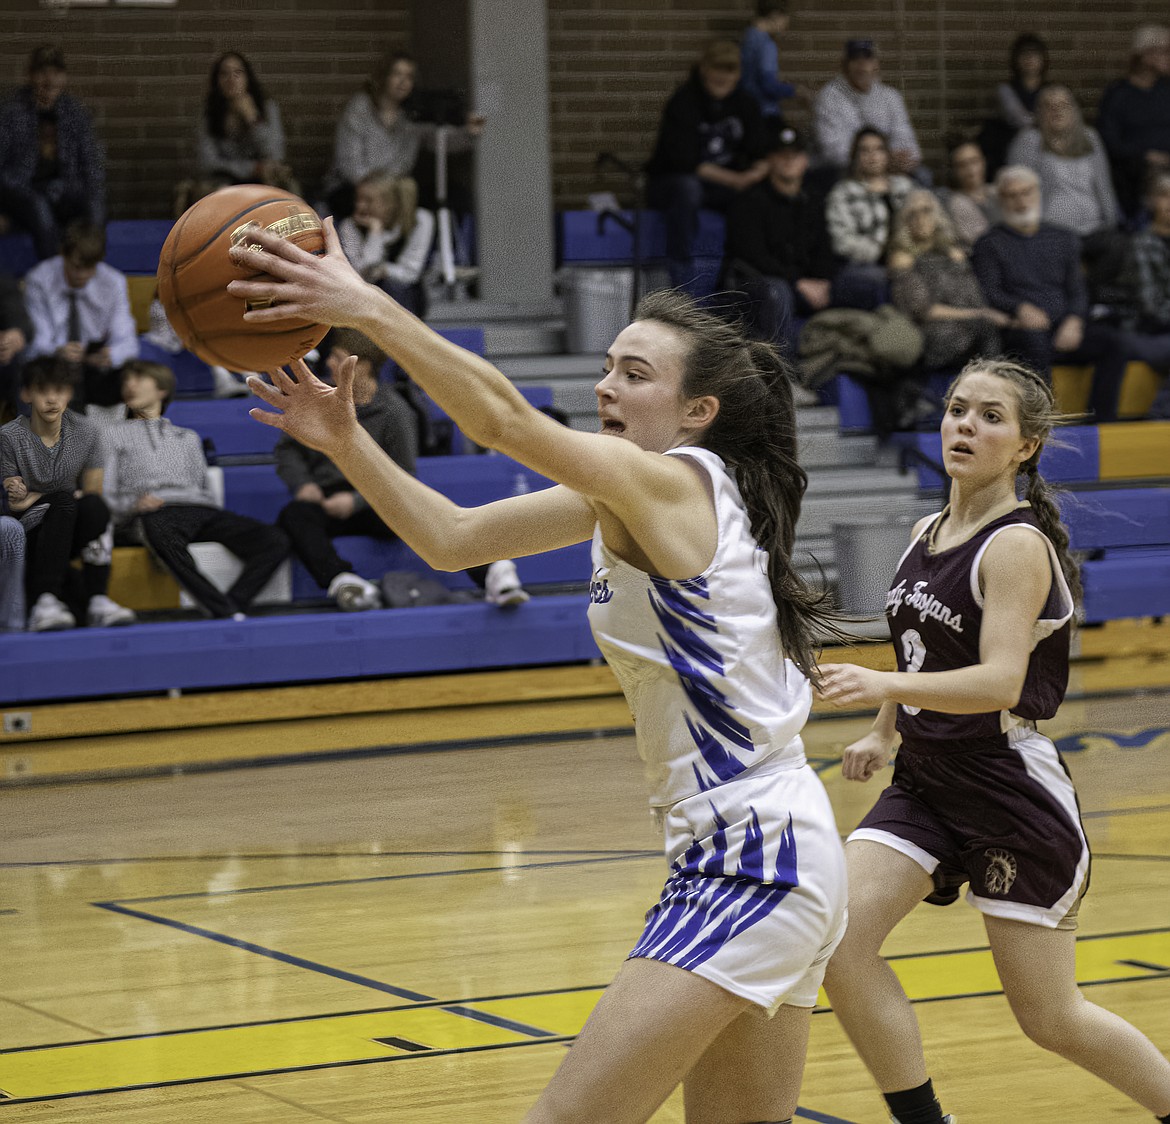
[816,358,1170,1124]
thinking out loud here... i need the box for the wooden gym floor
[1,660,1168,1121]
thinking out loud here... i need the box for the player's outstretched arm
[248,357,594,570]
[229,220,712,557]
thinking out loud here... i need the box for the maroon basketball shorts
[850,727,1090,929]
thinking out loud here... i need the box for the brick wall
[1,0,1168,221]
[549,0,1170,208]
[0,0,412,220]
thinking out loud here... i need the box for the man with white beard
[972,165,1129,421]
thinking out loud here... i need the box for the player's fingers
[266,366,298,394]
[335,354,357,400]
[228,243,298,280]
[239,225,314,263]
[240,304,310,324]
[287,355,326,387]
[246,375,283,402]
[248,406,286,428]
[322,215,343,256]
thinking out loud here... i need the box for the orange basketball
[157,184,329,374]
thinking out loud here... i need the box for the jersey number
[901,629,925,716]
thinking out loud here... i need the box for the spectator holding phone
[23,220,137,410]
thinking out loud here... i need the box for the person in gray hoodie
[104,360,289,619]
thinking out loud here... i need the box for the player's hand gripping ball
[157,184,329,373]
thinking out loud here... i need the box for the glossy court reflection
[1,690,1168,1122]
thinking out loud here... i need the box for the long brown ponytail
[632,291,845,682]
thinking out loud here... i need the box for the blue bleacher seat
[168,398,281,458]
[0,233,38,277]
[557,209,725,264]
[900,427,1101,490]
[1063,488,1170,551]
[0,595,599,705]
[105,220,173,275]
[222,454,556,526]
[138,338,215,398]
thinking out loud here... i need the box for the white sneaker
[87,595,137,628]
[485,559,529,608]
[28,593,76,632]
[327,572,381,612]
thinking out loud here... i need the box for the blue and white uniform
[588,446,847,1012]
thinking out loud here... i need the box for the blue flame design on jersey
[648,575,756,792]
[630,806,799,970]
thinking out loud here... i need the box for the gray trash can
[833,514,921,617]
[561,268,634,354]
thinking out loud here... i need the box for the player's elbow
[991,671,1028,712]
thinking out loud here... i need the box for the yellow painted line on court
[470,989,606,1037]
[2,932,1166,1101]
[0,1006,531,1099]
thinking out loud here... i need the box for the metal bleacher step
[427,298,566,358]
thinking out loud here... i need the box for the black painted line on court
[1116,959,1170,973]
[1082,802,1170,820]
[90,903,563,1044]
[103,851,655,905]
[0,847,658,869]
[0,1033,860,1123]
[1091,852,1170,862]
[0,984,612,1054]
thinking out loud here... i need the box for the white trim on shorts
[846,827,941,875]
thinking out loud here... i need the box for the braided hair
[632,290,844,682]
[946,357,1082,606]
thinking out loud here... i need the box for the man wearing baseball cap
[812,38,922,180]
[722,126,837,355]
[1098,24,1170,216]
[0,45,106,260]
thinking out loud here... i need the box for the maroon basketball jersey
[886,507,1074,743]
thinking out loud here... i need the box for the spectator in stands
[0,271,33,412]
[977,33,1049,178]
[0,45,105,262]
[104,360,289,620]
[323,52,484,218]
[1115,170,1170,412]
[276,329,527,611]
[722,126,835,355]
[825,127,913,309]
[1009,86,1126,301]
[0,357,134,631]
[943,139,1001,252]
[998,33,1049,132]
[337,172,434,316]
[812,39,922,181]
[194,52,298,198]
[740,0,798,133]
[646,40,769,295]
[23,221,138,410]
[888,189,1007,373]
[1008,86,1121,240]
[972,166,1128,421]
[1098,24,1170,219]
[0,516,26,631]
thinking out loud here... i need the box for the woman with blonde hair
[888,189,1007,372]
[337,172,435,314]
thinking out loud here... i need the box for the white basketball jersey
[587,446,811,808]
